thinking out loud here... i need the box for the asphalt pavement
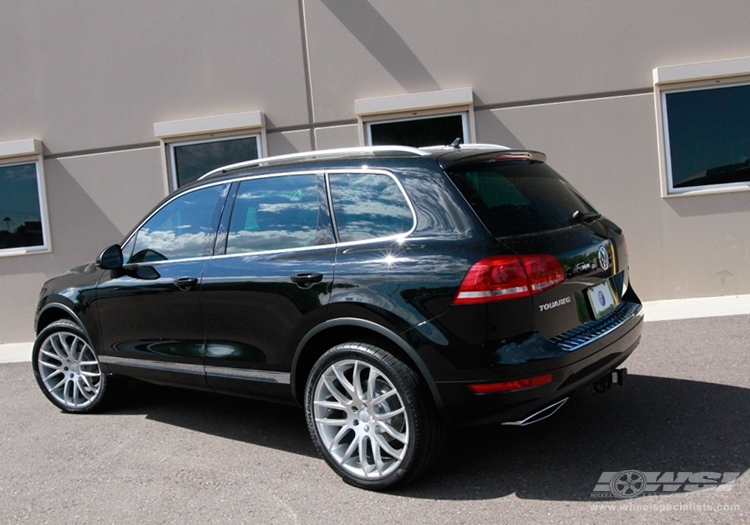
[0,313,748,524]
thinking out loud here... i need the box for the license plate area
[587,280,619,319]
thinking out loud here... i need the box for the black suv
[32,144,643,489]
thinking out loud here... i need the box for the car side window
[328,172,414,243]
[226,174,326,254]
[129,184,228,263]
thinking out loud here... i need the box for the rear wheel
[32,319,125,413]
[305,342,443,490]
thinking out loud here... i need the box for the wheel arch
[35,302,102,361]
[290,318,444,412]
[36,302,85,335]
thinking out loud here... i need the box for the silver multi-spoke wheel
[313,359,409,480]
[306,342,444,490]
[37,329,103,410]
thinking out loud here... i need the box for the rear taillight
[453,254,565,305]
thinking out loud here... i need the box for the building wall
[1,0,750,342]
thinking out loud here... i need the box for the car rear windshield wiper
[571,210,601,223]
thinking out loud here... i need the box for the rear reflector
[454,254,565,304]
[468,373,553,394]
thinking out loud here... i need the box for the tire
[305,342,444,490]
[32,319,126,413]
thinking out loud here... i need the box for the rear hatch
[444,151,631,339]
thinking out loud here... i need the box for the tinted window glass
[226,175,324,254]
[369,114,465,148]
[665,83,750,189]
[172,136,260,188]
[130,184,227,262]
[448,162,595,237]
[329,173,414,242]
[0,162,45,251]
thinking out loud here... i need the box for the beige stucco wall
[0,147,164,343]
[304,0,750,121]
[1,2,310,152]
[478,94,750,300]
[2,0,750,342]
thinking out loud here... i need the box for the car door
[324,170,426,329]
[200,172,335,400]
[95,182,231,389]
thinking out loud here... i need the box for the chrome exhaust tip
[501,397,569,427]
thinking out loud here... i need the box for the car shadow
[110,374,750,501]
[109,380,317,458]
[399,374,750,500]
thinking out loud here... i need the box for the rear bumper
[434,305,643,425]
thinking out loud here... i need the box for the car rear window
[448,161,597,237]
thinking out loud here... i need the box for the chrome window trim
[120,179,233,252]
[209,242,337,261]
[120,168,418,264]
[223,171,323,257]
[209,169,417,257]
[325,168,417,245]
[325,169,341,244]
[123,254,213,267]
[211,169,323,186]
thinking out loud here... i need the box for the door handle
[290,273,324,287]
[174,277,199,291]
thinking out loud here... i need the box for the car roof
[196,143,545,183]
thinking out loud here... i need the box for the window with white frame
[367,112,468,148]
[154,111,266,191]
[168,134,261,189]
[655,57,750,196]
[356,88,474,148]
[0,140,50,256]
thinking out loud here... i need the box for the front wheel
[305,342,444,490]
[32,319,125,413]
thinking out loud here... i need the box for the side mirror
[96,244,123,270]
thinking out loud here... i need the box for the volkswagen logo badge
[598,245,611,271]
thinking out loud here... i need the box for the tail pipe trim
[501,397,568,427]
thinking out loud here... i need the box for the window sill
[0,246,51,258]
[663,184,750,199]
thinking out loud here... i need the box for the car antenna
[450,137,462,148]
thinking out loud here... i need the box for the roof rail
[198,145,430,180]
[421,143,511,151]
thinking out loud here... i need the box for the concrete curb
[641,294,750,322]
[0,342,33,364]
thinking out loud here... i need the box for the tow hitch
[594,368,627,393]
